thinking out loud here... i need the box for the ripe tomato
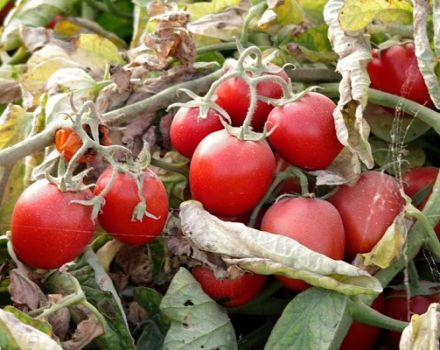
[340,294,385,350]
[214,66,289,131]
[260,197,345,291]
[367,44,432,106]
[384,290,439,347]
[189,129,276,217]
[94,167,169,245]
[192,266,267,307]
[266,92,343,170]
[11,180,96,269]
[169,107,223,158]
[329,171,405,260]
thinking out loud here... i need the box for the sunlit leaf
[161,267,238,350]
[258,0,306,30]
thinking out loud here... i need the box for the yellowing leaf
[0,104,29,150]
[259,0,306,30]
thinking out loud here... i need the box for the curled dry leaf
[20,26,52,52]
[47,294,71,341]
[114,245,151,284]
[8,268,47,311]
[179,201,382,296]
[62,318,105,350]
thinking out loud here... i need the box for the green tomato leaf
[299,0,328,24]
[180,201,382,296]
[161,267,238,350]
[3,305,53,336]
[339,0,412,33]
[265,288,352,350]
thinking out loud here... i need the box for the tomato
[260,197,345,291]
[340,294,385,350]
[192,266,267,307]
[214,66,289,131]
[94,167,169,245]
[329,171,405,260]
[46,15,65,29]
[384,290,439,347]
[11,180,96,269]
[189,129,276,217]
[266,92,343,170]
[367,44,432,106]
[170,107,223,158]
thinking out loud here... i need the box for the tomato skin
[266,92,343,170]
[11,180,96,269]
[192,266,267,307]
[55,128,86,163]
[367,44,432,106]
[329,171,405,260]
[340,294,385,350]
[214,68,289,131]
[94,167,169,245]
[260,197,345,291]
[189,129,276,217]
[170,107,223,158]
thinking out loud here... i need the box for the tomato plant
[189,129,276,217]
[11,180,96,269]
[170,107,223,158]
[192,265,267,307]
[260,197,345,291]
[266,92,343,170]
[94,167,169,245]
[329,171,405,260]
[214,66,289,131]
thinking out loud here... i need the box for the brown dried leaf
[62,318,104,350]
[8,268,47,310]
[126,301,147,327]
[47,294,70,341]
[110,66,132,93]
[114,246,151,284]
[20,26,51,53]
[0,81,21,104]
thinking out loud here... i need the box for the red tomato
[46,15,65,29]
[11,180,96,269]
[214,66,289,131]
[170,107,223,158]
[340,294,385,350]
[367,44,432,106]
[189,129,276,217]
[94,167,169,245]
[329,171,405,260]
[192,266,267,307]
[260,197,345,291]
[384,290,439,347]
[266,92,343,170]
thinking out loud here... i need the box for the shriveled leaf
[265,288,351,350]
[47,294,71,340]
[114,245,150,284]
[161,267,238,350]
[0,309,61,350]
[400,303,440,350]
[339,0,413,33]
[8,268,47,310]
[0,80,21,104]
[20,26,51,52]
[412,0,440,109]
[62,318,105,350]
[324,0,374,168]
[180,201,382,296]
[1,0,80,51]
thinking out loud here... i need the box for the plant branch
[286,68,341,83]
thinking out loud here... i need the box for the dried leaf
[62,318,105,350]
[0,80,21,104]
[114,245,151,284]
[127,301,147,327]
[8,268,47,310]
[20,26,51,52]
[47,294,70,341]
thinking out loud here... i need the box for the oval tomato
[329,171,405,260]
[260,197,345,291]
[367,44,432,106]
[340,294,385,350]
[94,167,169,245]
[170,107,223,158]
[214,66,289,131]
[189,129,276,217]
[11,180,96,269]
[192,266,267,307]
[266,92,343,170]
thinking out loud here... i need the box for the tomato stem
[240,3,267,47]
[150,157,189,177]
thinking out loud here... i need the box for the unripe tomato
[170,107,223,158]
[192,266,267,307]
[189,129,276,217]
[260,197,345,291]
[94,167,169,245]
[11,180,96,269]
[266,92,343,170]
[329,171,405,260]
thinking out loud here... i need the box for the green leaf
[134,287,163,319]
[339,0,412,33]
[299,0,328,24]
[161,267,238,350]
[136,319,166,349]
[265,288,351,350]
[3,306,53,336]
[180,201,382,296]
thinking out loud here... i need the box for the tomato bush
[11,180,96,269]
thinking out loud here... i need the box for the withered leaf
[47,294,70,341]
[20,26,52,53]
[8,268,47,310]
[62,318,105,350]
[115,245,151,284]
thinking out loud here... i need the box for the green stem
[228,297,287,315]
[349,299,407,332]
[240,2,267,47]
[81,0,97,20]
[238,320,274,350]
[197,42,237,54]
[0,166,12,208]
[407,260,420,289]
[368,24,413,38]
[286,68,341,83]
[150,157,189,177]
[7,46,30,65]
[104,0,133,19]
[319,83,440,135]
